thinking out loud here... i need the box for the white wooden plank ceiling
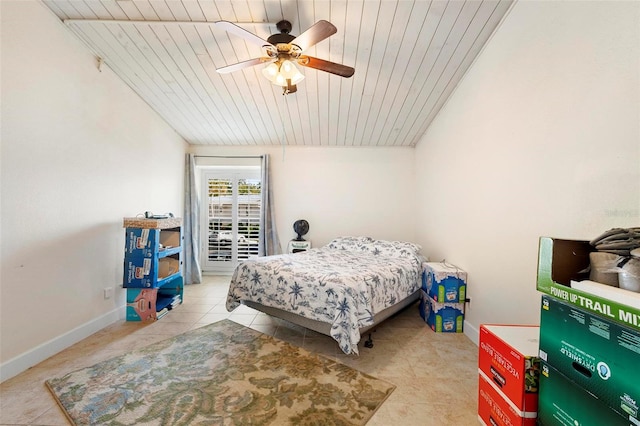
[41,0,513,146]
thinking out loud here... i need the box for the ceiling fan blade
[216,57,273,74]
[297,56,355,78]
[291,20,337,51]
[215,21,272,47]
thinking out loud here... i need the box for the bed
[226,236,424,355]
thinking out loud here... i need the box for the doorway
[200,168,261,273]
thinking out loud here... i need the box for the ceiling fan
[215,19,355,94]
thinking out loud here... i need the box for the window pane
[202,172,261,270]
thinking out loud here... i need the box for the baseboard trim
[2,309,480,382]
[464,320,479,346]
[0,308,121,383]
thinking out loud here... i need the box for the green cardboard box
[539,295,640,421]
[537,237,640,333]
[538,362,635,426]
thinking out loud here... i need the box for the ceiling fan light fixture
[263,60,304,88]
[281,61,305,85]
[280,60,295,77]
[274,73,286,86]
[289,70,305,85]
[262,62,279,81]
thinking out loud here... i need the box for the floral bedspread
[226,236,423,355]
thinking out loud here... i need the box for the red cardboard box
[478,373,537,426]
[478,324,540,415]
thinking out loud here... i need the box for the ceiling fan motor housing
[268,35,295,45]
[268,34,296,47]
[276,20,292,34]
[267,20,296,46]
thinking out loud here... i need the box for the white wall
[414,0,640,342]
[190,146,417,249]
[1,1,187,380]
[4,0,637,382]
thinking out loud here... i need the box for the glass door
[201,169,261,273]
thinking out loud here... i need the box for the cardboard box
[125,227,182,258]
[125,227,157,257]
[538,362,635,426]
[572,280,640,311]
[125,275,183,321]
[422,262,467,303]
[123,254,181,288]
[537,237,640,333]
[479,324,540,414]
[478,372,537,426]
[126,287,158,321]
[419,289,464,332]
[124,256,154,287]
[539,295,640,421]
[158,257,180,278]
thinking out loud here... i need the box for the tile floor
[0,275,480,425]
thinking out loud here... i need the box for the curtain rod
[193,155,264,159]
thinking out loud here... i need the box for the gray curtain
[260,154,282,256]
[183,153,202,284]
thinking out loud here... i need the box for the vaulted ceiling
[42,0,513,146]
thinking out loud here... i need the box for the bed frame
[244,289,421,349]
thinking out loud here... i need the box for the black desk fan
[289,220,311,253]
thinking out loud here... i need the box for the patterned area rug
[46,319,395,425]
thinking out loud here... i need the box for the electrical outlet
[104,287,113,299]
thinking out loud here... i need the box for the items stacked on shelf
[536,237,640,426]
[477,325,540,426]
[123,217,183,321]
[156,293,183,320]
[418,262,467,332]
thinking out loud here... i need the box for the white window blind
[201,169,261,273]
